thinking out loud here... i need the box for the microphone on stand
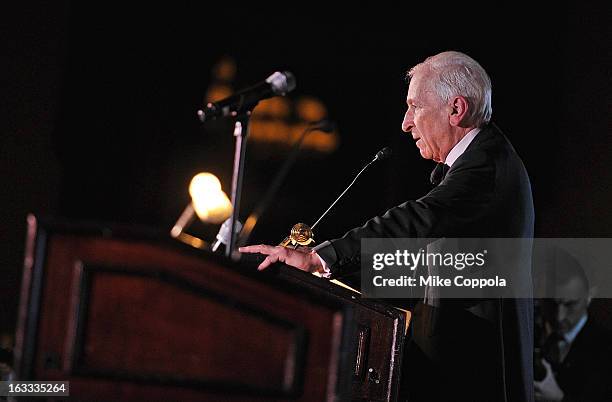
[197,71,296,122]
[198,71,296,258]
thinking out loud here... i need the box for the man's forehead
[406,85,435,102]
[408,70,435,92]
[552,278,590,300]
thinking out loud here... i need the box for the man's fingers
[257,257,271,271]
[237,244,291,271]
[258,253,282,271]
[239,244,277,255]
[241,245,314,273]
[256,248,290,271]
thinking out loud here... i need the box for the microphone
[197,71,296,122]
[311,147,392,230]
[374,146,392,162]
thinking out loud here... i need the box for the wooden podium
[15,216,406,401]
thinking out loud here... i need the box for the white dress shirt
[445,127,481,167]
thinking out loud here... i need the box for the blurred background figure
[534,248,612,401]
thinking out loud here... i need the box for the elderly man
[241,51,535,401]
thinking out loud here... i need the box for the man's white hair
[408,51,492,127]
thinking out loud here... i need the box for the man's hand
[239,244,324,273]
[534,358,564,401]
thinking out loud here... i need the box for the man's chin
[419,149,433,160]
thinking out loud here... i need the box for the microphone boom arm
[311,159,376,230]
[277,147,391,249]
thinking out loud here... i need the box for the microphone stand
[197,71,296,257]
[227,112,252,258]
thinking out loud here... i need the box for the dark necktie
[430,163,449,186]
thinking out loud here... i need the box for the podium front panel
[16,217,348,401]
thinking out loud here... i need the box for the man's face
[542,277,590,335]
[401,71,452,162]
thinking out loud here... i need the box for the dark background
[1,3,610,335]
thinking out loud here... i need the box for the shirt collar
[445,127,481,168]
[564,314,588,344]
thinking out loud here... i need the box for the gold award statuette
[279,223,315,248]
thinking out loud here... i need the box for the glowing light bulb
[188,173,232,224]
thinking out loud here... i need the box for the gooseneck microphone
[374,147,392,162]
[197,71,296,122]
[311,147,392,230]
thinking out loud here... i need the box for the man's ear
[587,285,598,306]
[449,96,469,127]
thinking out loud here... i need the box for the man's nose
[402,112,414,132]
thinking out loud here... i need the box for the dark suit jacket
[554,319,612,401]
[317,123,535,402]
